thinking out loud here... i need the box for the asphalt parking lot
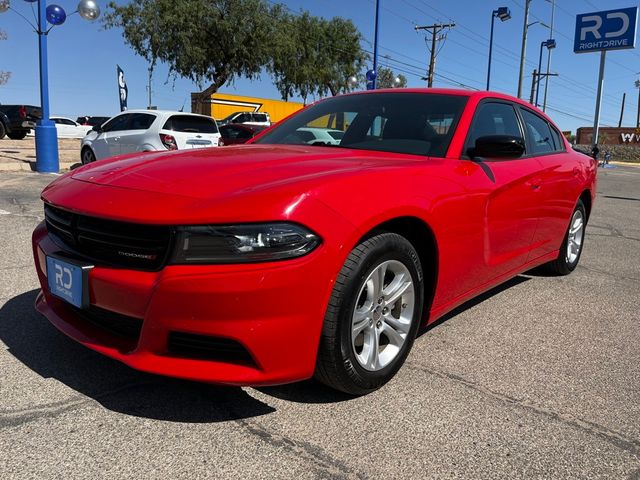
[0,165,638,479]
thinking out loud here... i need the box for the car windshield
[254,92,468,157]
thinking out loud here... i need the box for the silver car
[80,110,221,164]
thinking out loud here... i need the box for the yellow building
[191,91,304,123]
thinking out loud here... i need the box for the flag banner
[117,65,128,112]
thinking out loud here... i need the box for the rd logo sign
[574,7,638,53]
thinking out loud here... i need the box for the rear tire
[545,199,586,275]
[0,122,6,140]
[315,233,424,395]
[7,130,28,140]
[81,147,96,165]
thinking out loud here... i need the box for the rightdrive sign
[574,7,638,53]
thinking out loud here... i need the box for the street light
[487,7,511,91]
[0,0,101,173]
[535,39,555,107]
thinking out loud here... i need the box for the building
[191,90,304,123]
[576,127,640,146]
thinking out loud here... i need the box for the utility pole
[517,0,532,98]
[415,23,455,87]
[542,0,556,112]
[635,79,640,128]
[618,93,626,127]
[147,65,153,109]
[530,69,537,104]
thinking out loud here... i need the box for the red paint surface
[33,89,597,386]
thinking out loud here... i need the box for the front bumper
[32,221,341,386]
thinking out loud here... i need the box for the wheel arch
[354,215,439,323]
[579,189,592,223]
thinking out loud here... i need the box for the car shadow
[0,290,275,423]
[262,275,532,404]
[2,277,532,410]
[417,274,530,337]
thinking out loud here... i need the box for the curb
[0,161,76,172]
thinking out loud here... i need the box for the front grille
[167,332,255,365]
[72,305,143,341]
[44,204,172,270]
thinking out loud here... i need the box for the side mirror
[468,135,525,159]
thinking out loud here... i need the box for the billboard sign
[574,7,638,53]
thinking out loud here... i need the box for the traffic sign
[574,7,638,53]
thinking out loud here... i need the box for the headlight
[171,223,321,264]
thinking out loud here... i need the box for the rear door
[518,108,583,259]
[162,115,220,149]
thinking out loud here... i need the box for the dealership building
[576,127,640,146]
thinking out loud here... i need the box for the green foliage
[376,67,407,89]
[269,12,366,101]
[104,0,367,102]
[104,0,278,92]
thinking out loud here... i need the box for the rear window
[252,113,268,122]
[164,115,218,134]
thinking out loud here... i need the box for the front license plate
[46,256,92,308]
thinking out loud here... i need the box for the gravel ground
[0,165,638,479]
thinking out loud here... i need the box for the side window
[549,125,564,151]
[252,113,268,123]
[520,109,554,154]
[129,113,156,130]
[102,114,131,132]
[466,102,522,154]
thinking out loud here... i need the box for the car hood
[69,144,417,200]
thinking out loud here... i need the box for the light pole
[487,7,511,91]
[371,0,380,90]
[535,39,555,107]
[0,0,100,173]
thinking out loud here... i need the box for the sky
[1,0,639,134]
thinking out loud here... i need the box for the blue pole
[35,0,59,173]
[486,12,496,90]
[372,0,380,89]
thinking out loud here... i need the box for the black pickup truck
[0,104,42,140]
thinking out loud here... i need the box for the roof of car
[113,109,213,118]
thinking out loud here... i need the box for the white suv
[218,111,271,127]
[80,110,221,164]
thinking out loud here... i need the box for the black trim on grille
[167,332,255,365]
[71,305,142,341]
[44,204,173,270]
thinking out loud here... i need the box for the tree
[269,12,367,102]
[376,67,407,89]
[0,29,10,86]
[104,0,278,100]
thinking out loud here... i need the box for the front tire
[7,130,28,140]
[315,233,424,395]
[0,122,6,139]
[545,199,587,275]
[81,147,96,165]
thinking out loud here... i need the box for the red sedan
[32,89,596,395]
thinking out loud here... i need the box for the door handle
[526,178,542,190]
